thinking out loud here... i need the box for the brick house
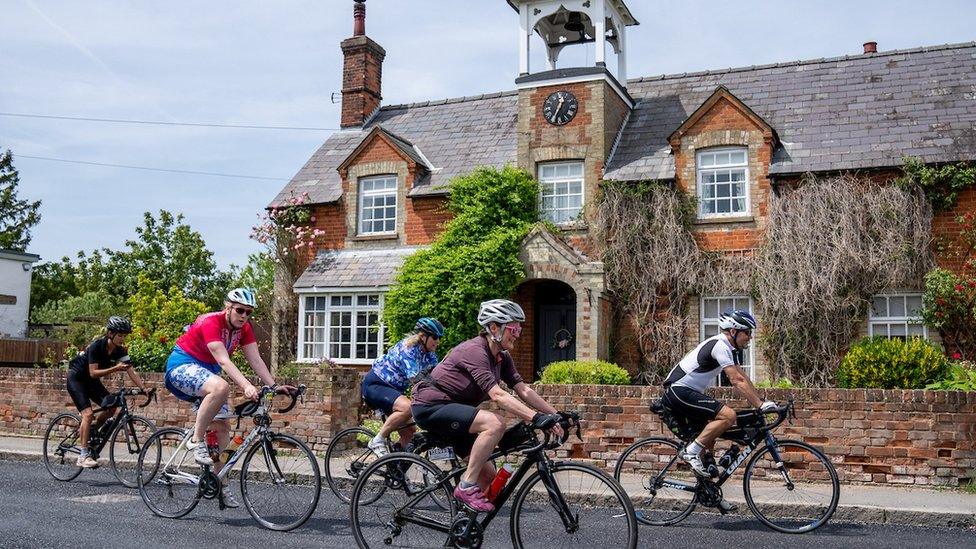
[271,0,976,383]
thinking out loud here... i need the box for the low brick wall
[1,366,973,486]
[0,365,361,455]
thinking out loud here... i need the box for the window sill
[550,220,588,231]
[352,233,399,242]
[694,215,755,227]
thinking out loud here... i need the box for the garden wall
[1,366,972,487]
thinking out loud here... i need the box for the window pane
[907,323,925,336]
[703,299,718,318]
[717,184,730,197]
[906,295,923,316]
[716,172,730,183]
[703,323,720,337]
[890,297,906,317]
[717,199,731,213]
[890,323,906,337]
[730,151,746,164]
[871,297,887,317]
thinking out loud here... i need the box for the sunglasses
[233,307,254,317]
[504,324,523,337]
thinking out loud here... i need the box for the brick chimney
[340,0,386,128]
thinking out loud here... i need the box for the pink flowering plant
[250,191,324,268]
[921,213,976,360]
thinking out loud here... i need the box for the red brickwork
[405,196,451,245]
[340,35,385,128]
[932,186,976,274]
[511,282,537,381]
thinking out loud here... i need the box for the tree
[232,252,274,321]
[0,149,42,251]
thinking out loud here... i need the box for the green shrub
[837,337,951,389]
[926,361,976,391]
[755,377,795,389]
[357,418,400,444]
[127,273,207,371]
[538,360,631,385]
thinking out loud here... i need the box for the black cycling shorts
[361,370,401,416]
[66,370,110,412]
[662,385,724,423]
[411,402,478,458]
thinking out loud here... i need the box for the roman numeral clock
[542,90,578,126]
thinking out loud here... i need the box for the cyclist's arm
[724,365,763,408]
[241,342,275,386]
[206,341,252,389]
[487,384,538,422]
[123,365,148,391]
[88,361,128,380]
[512,382,558,415]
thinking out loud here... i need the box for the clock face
[542,90,579,126]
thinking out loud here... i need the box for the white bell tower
[509,0,639,83]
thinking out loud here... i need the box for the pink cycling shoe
[453,483,495,513]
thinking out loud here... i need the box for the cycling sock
[370,433,385,446]
[459,480,478,490]
[79,448,89,457]
[685,440,704,455]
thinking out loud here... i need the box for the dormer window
[697,147,749,218]
[358,175,397,235]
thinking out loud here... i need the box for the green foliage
[0,149,41,251]
[925,361,976,391]
[755,377,795,389]
[837,337,951,389]
[30,290,128,349]
[383,166,538,353]
[127,273,208,371]
[896,157,976,212]
[537,360,631,385]
[232,252,274,321]
[921,268,976,360]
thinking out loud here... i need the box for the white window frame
[297,291,386,365]
[869,293,927,340]
[538,161,584,224]
[700,295,755,386]
[696,147,750,219]
[358,175,398,235]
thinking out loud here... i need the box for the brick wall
[405,195,452,245]
[4,366,972,486]
[0,366,361,455]
[932,186,976,274]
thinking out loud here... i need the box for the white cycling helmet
[478,299,525,328]
[226,287,257,308]
[718,310,757,331]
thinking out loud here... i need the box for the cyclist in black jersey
[66,316,149,468]
[662,310,775,479]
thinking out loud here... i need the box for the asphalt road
[2,459,973,549]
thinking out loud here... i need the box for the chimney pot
[353,0,366,37]
[863,41,878,54]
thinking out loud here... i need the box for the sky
[2,0,975,269]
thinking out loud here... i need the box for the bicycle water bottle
[205,429,220,462]
[718,444,740,470]
[219,435,244,464]
[485,463,515,502]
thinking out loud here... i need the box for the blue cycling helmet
[415,317,445,338]
[718,310,757,331]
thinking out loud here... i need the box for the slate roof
[270,92,518,206]
[606,42,976,180]
[273,41,976,205]
[293,247,420,289]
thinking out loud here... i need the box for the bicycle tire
[137,428,200,519]
[240,433,321,531]
[743,439,839,534]
[109,415,156,488]
[325,427,380,503]
[511,461,638,549]
[613,436,697,526]
[350,452,456,549]
[43,413,84,481]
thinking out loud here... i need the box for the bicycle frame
[655,430,781,495]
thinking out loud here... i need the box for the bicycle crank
[199,469,221,499]
[449,511,484,549]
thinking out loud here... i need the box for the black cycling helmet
[106,316,133,334]
[415,317,445,339]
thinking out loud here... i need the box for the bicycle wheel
[137,428,201,519]
[240,433,321,531]
[43,413,84,481]
[743,439,840,534]
[325,427,379,503]
[613,437,697,526]
[350,452,455,549]
[512,462,638,549]
[109,415,156,488]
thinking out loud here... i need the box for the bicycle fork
[763,434,795,490]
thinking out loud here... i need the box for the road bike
[349,412,638,549]
[136,385,320,531]
[43,386,157,487]
[613,396,839,534]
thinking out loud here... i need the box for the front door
[535,302,576,377]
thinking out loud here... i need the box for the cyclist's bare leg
[194,376,230,444]
[210,417,231,475]
[461,410,504,489]
[78,407,95,451]
[379,396,416,447]
[695,405,736,451]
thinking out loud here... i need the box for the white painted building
[0,249,41,338]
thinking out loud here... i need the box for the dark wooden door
[535,303,576,376]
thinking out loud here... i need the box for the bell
[564,12,585,33]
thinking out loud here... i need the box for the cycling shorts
[164,348,231,417]
[411,402,478,458]
[662,385,724,423]
[66,371,109,412]
[361,370,402,415]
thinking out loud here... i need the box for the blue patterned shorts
[165,362,232,417]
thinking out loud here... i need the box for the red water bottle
[205,429,220,461]
[485,463,515,502]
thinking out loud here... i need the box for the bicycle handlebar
[758,395,794,433]
[521,411,582,453]
[233,384,307,417]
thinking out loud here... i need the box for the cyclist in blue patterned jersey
[360,317,444,456]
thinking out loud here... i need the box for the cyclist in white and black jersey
[663,310,776,477]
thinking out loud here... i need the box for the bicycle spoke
[241,434,320,531]
[614,437,697,525]
[325,427,380,503]
[138,428,201,519]
[43,414,84,481]
[110,415,155,488]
